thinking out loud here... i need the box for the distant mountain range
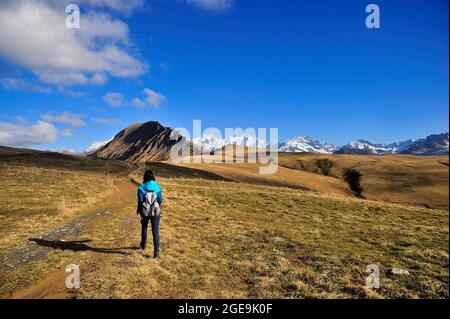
[333,133,449,155]
[278,133,449,155]
[278,136,337,153]
[191,134,268,152]
[85,121,449,160]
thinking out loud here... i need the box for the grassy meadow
[176,149,449,210]
[0,146,448,298]
[74,178,448,299]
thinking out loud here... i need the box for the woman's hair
[143,170,156,183]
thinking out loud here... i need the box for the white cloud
[62,129,74,137]
[91,117,121,125]
[86,0,144,15]
[58,87,87,97]
[0,0,147,88]
[90,73,108,85]
[41,111,86,127]
[105,88,166,108]
[131,88,166,108]
[43,0,144,16]
[130,97,147,108]
[1,77,52,94]
[103,92,126,107]
[143,88,166,108]
[36,71,107,87]
[187,0,234,12]
[0,120,57,147]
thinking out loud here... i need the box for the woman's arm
[156,191,163,206]
[137,186,144,215]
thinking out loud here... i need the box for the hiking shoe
[154,251,159,259]
[140,242,146,250]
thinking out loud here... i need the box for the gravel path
[0,209,112,271]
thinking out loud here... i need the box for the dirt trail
[11,268,73,299]
[2,178,138,299]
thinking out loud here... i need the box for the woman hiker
[136,170,163,258]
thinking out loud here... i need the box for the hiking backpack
[141,191,161,217]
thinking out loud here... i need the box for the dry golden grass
[174,151,449,210]
[173,146,353,197]
[73,178,448,299]
[278,153,449,210]
[174,162,352,196]
[0,147,448,299]
[0,163,117,254]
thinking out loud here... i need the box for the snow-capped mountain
[334,133,449,155]
[84,138,113,154]
[385,140,415,153]
[224,135,268,149]
[191,134,268,152]
[87,130,448,158]
[191,135,225,152]
[334,140,396,155]
[278,133,448,155]
[397,133,449,155]
[279,136,337,154]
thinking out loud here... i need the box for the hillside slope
[278,153,449,209]
[173,147,449,209]
[90,121,193,162]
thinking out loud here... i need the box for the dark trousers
[140,215,160,253]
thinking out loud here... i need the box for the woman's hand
[136,213,142,222]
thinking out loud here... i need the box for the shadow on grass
[29,238,140,255]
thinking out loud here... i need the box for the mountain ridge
[89,121,194,162]
[85,120,449,159]
[279,136,337,154]
[333,133,449,155]
[191,134,268,152]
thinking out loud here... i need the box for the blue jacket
[137,180,163,206]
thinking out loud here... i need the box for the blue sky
[0,0,448,152]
